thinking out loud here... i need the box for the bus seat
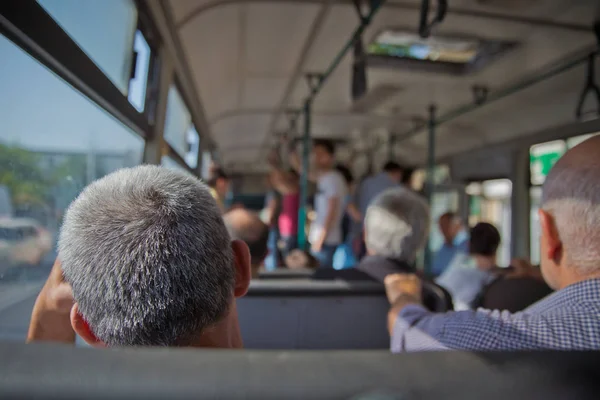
[476,277,553,312]
[237,279,452,350]
[257,268,314,280]
[1,343,598,399]
[237,280,389,349]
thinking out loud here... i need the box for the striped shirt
[391,278,600,352]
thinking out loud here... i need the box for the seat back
[237,280,389,349]
[478,277,553,312]
[257,268,314,280]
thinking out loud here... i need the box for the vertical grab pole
[388,132,396,161]
[297,99,312,250]
[423,104,436,275]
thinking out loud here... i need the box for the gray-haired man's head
[539,134,600,288]
[364,188,430,263]
[59,165,251,347]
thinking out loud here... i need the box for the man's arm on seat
[27,259,76,344]
[384,273,550,352]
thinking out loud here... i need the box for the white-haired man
[28,166,252,347]
[313,187,430,282]
[385,135,600,351]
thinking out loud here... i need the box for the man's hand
[384,273,422,335]
[311,236,324,253]
[27,258,76,343]
[384,273,422,305]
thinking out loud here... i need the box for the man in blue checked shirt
[385,135,600,352]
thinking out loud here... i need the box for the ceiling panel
[178,5,241,117]
[246,3,320,76]
[168,0,599,173]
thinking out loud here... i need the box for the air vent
[351,84,404,113]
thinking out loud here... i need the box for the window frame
[0,0,154,139]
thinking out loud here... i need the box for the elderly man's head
[539,135,600,289]
[59,166,251,347]
[223,209,269,277]
[364,188,430,263]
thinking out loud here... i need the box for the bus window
[163,85,199,169]
[37,0,138,95]
[128,30,152,113]
[0,33,144,341]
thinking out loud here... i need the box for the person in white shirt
[291,139,347,268]
[436,222,506,310]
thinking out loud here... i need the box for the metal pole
[297,99,312,250]
[388,132,396,161]
[423,105,436,275]
[394,51,597,143]
[307,0,385,100]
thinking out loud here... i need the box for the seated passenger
[285,249,319,270]
[436,222,506,310]
[27,166,252,347]
[384,135,600,351]
[223,208,269,278]
[313,187,429,282]
[431,212,469,277]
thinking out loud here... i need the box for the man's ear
[539,209,562,263]
[231,239,252,297]
[70,303,105,347]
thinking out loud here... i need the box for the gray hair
[59,165,235,346]
[541,137,600,275]
[364,188,430,263]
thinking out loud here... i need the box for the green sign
[530,141,566,185]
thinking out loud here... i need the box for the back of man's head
[364,188,429,263]
[59,165,236,346]
[469,222,501,257]
[541,135,600,277]
[223,209,269,273]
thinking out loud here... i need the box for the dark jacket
[312,256,453,312]
[312,255,413,283]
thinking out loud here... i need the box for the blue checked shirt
[391,278,600,352]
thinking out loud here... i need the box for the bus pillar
[298,99,312,250]
[424,104,437,275]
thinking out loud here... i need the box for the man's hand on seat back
[384,273,423,335]
[384,273,422,305]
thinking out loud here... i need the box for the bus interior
[0,0,599,398]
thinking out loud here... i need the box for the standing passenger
[262,176,281,270]
[267,150,300,260]
[208,168,230,214]
[291,139,347,268]
[333,164,359,269]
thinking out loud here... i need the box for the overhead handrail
[575,23,600,119]
[418,0,448,38]
[575,53,600,119]
[304,0,385,100]
[394,50,599,144]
